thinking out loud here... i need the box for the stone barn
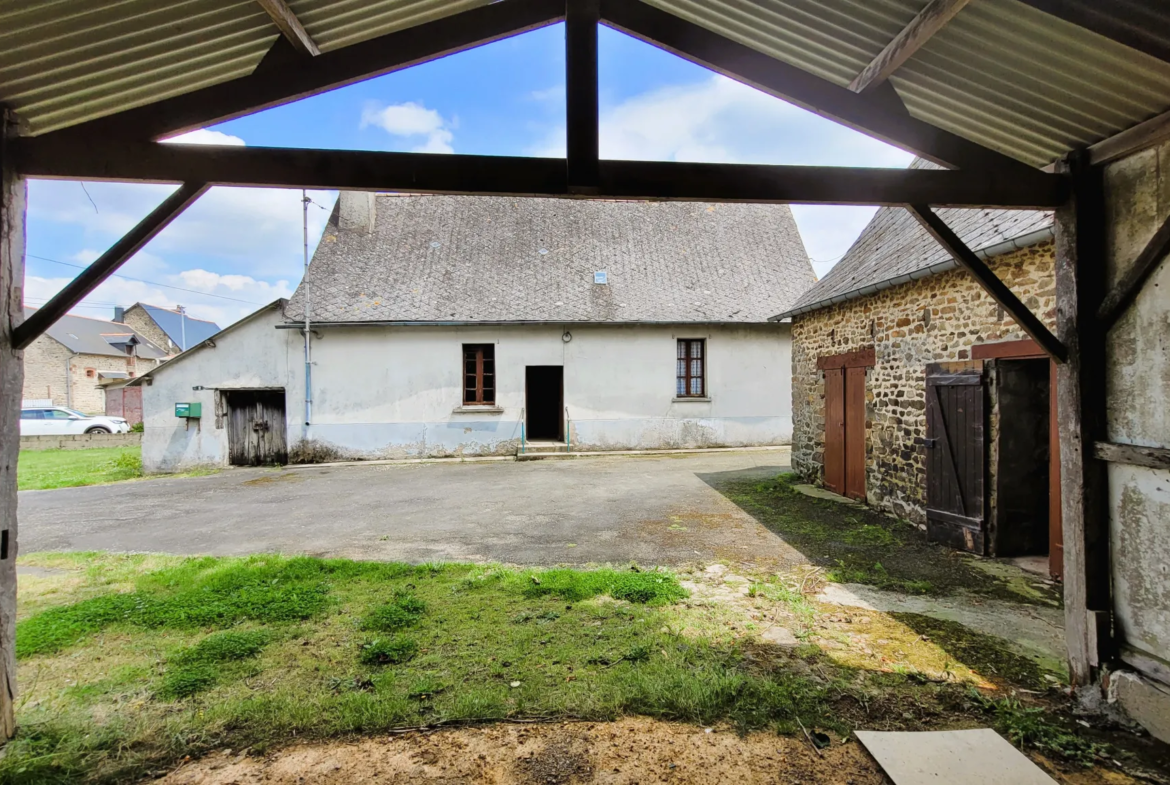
[777,185,1063,576]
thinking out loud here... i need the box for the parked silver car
[20,407,130,436]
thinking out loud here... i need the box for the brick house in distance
[775,175,1062,577]
[119,302,220,355]
[21,308,169,414]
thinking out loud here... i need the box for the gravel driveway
[18,450,804,567]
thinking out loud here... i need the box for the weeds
[971,692,1107,767]
[359,637,419,666]
[160,630,272,699]
[520,568,688,605]
[360,592,426,632]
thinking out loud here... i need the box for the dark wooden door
[227,390,288,466]
[845,365,867,500]
[925,364,985,553]
[824,368,845,495]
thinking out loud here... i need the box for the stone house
[776,187,1061,576]
[118,302,220,354]
[133,193,816,471]
[20,308,168,414]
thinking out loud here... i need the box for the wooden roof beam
[565,0,600,192]
[12,183,209,350]
[9,137,1069,208]
[908,204,1068,362]
[600,0,1045,183]
[849,0,971,93]
[1097,210,1170,329]
[256,0,320,57]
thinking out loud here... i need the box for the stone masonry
[791,241,1056,523]
[21,335,161,414]
[121,305,178,354]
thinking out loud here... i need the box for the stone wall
[122,306,176,353]
[791,241,1056,523]
[20,433,141,451]
[21,336,162,414]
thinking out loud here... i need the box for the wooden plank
[1088,108,1170,167]
[928,383,967,515]
[849,0,971,93]
[971,339,1045,360]
[845,365,867,500]
[909,205,1068,362]
[1054,153,1112,686]
[1098,211,1170,329]
[926,507,984,529]
[1050,361,1063,580]
[255,0,320,57]
[9,140,1069,208]
[600,0,1046,182]
[926,373,981,386]
[35,0,564,143]
[817,346,876,370]
[0,110,24,740]
[1121,646,1170,688]
[12,183,209,351]
[1093,441,1170,470]
[824,368,845,495]
[565,0,600,191]
[1014,0,1170,65]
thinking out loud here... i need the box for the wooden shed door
[227,391,288,466]
[823,358,869,501]
[925,364,985,553]
[824,369,846,495]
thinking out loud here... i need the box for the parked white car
[20,407,130,436]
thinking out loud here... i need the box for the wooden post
[565,0,600,192]
[1054,152,1112,688]
[0,110,25,740]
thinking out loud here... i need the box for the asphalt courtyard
[18,450,807,567]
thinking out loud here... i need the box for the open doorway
[988,358,1052,563]
[525,366,563,442]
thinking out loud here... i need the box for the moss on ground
[714,473,1061,606]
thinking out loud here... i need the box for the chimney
[337,192,376,235]
[113,306,125,323]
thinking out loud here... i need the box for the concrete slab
[793,484,858,505]
[854,729,1057,784]
[18,450,799,567]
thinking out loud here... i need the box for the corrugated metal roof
[0,0,493,136]
[644,0,1170,166]
[1,0,1169,163]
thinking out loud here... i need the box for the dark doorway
[988,358,1051,558]
[525,366,563,441]
[925,362,985,553]
[226,390,288,466]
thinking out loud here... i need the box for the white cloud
[531,75,915,269]
[360,101,455,154]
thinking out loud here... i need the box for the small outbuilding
[777,171,1061,576]
[135,193,816,471]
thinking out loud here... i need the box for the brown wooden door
[845,365,867,500]
[824,368,845,495]
[925,364,985,553]
[227,390,288,466]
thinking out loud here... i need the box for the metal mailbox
[175,402,202,418]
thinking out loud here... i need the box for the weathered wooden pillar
[0,111,25,739]
[1054,152,1112,689]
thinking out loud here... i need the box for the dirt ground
[157,717,1141,785]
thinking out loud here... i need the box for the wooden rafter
[1088,107,1170,166]
[599,0,1044,182]
[907,205,1068,362]
[12,183,209,350]
[33,0,564,143]
[1094,441,1170,470]
[1097,211,1170,329]
[1015,0,1170,64]
[849,0,971,94]
[565,0,600,191]
[9,139,1068,208]
[256,0,320,57]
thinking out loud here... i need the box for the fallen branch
[796,718,824,757]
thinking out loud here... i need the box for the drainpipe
[64,354,74,408]
[302,189,313,434]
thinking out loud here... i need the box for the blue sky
[24,24,912,328]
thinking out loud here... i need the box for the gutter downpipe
[520,408,526,455]
[302,190,313,434]
[64,353,75,409]
[770,225,1055,322]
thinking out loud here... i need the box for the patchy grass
[714,473,1060,605]
[18,447,217,491]
[5,552,1103,784]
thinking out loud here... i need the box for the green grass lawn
[17,447,144,491]
[4,551,1101,784]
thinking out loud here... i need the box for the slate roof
[776,161,1054,319]
[285,195,816,324]
[24,308,169,359]
[134,304,221,351]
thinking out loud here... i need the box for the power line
[26,254,266,305]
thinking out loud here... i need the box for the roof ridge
[136,302,220,325]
